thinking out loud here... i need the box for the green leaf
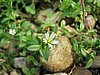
[31,68,38,75]
[0,38,7,46]
[1,18,9,23]
[11,23,16,29]
[79,22,84,32]
[73,43,79,53]
[86,5,91,12]
[19,43,26,48]
[37,34,43,40]
[17,31,26,36]
[27,56,38,66]
[87,29,96,34]
[22,67,30,75]
[40,47,49,61]
[53,25,58,33]
[31,68,36,74]
[81,49,87,57]
[97,0,100,7]
[20,36,27,42]
[90,51,96,59]
[25,4,35,15]
[27,45,40,51]
[26,30,32,36]
[85,59,93,68]
[86,0,93,2]
[22,21,31,26]
[21,50,27,56]
[33,61,38,66]
[39,49,44,57]
[61,20,66,29]
[22,21,31,28]
[0,29,3,34]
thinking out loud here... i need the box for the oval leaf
[81,49,87,57]
[61,20,66,29]
[25,4,35,15]
[27,45,40,51]
[80,22,84,32]
[85,59,93,68]
[1,18,9,23]
[22,67,30,75]
[31,68,38,75]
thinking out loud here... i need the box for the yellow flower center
[47,39,51,44]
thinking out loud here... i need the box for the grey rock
[44,73,67,75]
[72,67,92,75]
[40,36,73,72]
[65,25,77,38]
[10,70,22,75]
[37,8,53,23]
[13,57,26,68]
[86,15,96,29]
[51,11,63,24]
[91,56,100,68]
[0,70,8,75]
[2,73,8,75]
[37,8,63,24]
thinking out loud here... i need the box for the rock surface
[44,73,67,75]
[0,70,8,75]
[72,67,92,75]
[37,8,63,24]
[13,57,26,68]
[65,25,77,38]
[40,36,73,72]
[10,70,22,75]
[91,56,100,68]
[86,15,96,29]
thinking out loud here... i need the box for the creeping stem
[81,0,88,29]
[81,0,85,24]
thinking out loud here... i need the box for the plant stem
[81,0,85,24]
[81,0,88,29]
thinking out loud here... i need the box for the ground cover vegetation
[0,0,100,75]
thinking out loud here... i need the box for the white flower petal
[12,30,16,35]
[50,32,56,40]
[48,44,53,48]
[45,32,49,39]
[51,40,59,44]
[9,29,16,35]
[9,29,12,34]
[43,38,47,43]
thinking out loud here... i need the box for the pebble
[0,70,8,75]
[44,73,67,75]
[91,56,100,68]
[37,8,63,24]
[13,57,26,68]
[10,70,22,75]
[72,67,92,75]
[86,15,96,29]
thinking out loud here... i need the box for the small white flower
[43,32,58,48]
[9,29,16,35]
